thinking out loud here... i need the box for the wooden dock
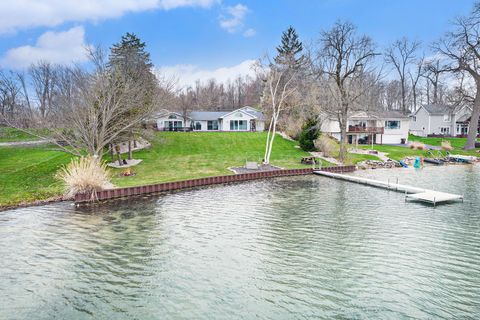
[313,170,464,206]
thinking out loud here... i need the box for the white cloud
[243,28,256,37]
[0,0,218,34]
[1,26,90,69]
[219,4,249,33]
[157,59,256,88]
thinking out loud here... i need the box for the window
[457,124,468,135]
[443,114,451,122]
[440,127,450,135]
[207,120,218,130]
[230,120,247,131]
[195,122,202,130]
[164,120,182,130]
[168,114,177,119]
[384,120,400,130]
[412,116,416,122]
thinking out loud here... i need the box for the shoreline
[1,162,477,212]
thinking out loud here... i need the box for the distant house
[154,106,265,132]
[320,110,410,145]
[409,104,476,137]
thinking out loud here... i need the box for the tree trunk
[265,115,278,164]
[110,143,115,162]
[339,123,347,162]
[465,86,480,150]
[263,116,274,164]
[115,146,123,165]
[128,140,132,160]
[338,103,349,162]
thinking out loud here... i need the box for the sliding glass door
[229,120,247,131]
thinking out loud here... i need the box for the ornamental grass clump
[56,156,113,199]
[409,141,426,150]
[441,140,454,151]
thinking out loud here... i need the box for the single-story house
[409,104,477,137]
[154,106,265,132]
[320,110,410,145]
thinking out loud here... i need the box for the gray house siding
[410,107,430,136]
[410,105,470,137]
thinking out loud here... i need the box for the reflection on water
[1,165,480,319]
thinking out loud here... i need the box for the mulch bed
[229,164,282,174]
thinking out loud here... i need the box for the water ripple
[1,165,480,319]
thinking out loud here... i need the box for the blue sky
[0,0,475,85]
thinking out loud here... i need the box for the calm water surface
[1,165,480,319]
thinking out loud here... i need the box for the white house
[409,104,476,137]
[320,110,410,145]
[154,106,265,132]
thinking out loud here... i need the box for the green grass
[346,153,382,164]
[0,127,49,142]
[110,132,322,187]
[0,145,72,207]
[408,134,480,156]
[1,132,325,208]
[357,134,480,161]
[359,145,428,161]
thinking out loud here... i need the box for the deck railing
[348,126,384,134]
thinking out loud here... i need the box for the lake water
[1,165,480,319]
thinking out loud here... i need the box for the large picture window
[230,120,247,131]
[385,120,400,130]
[207,120,219,130]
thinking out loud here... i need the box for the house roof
[189,111,228,121]
[421,104,453,115]
[349,110,409,120]
[156,107,265,121]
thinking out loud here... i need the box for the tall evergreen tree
[275,26,305,68]
[109,32,153,75]
[108,33,158,151]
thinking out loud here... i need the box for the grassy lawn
[346,152,382,164]
[358,145,428,161]
[357,135,480,161]
[1,132,323,208]
[408,134,480,156]
[110,132,321,187]
[0,145,72,207]
[0,127,50,142]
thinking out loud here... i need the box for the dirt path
[0,139,53,147]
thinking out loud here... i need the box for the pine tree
[108,33,157,147]
[275,26,305,68]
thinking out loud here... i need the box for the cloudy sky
[0,0,475,86]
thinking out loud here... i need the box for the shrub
[56,156,113,199]
[409,141,426,150]
[441,140,454,151]
[314,134,339,158]
[298,118,320,151]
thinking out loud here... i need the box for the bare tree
[177,87,197,130]
[3,47,174,157]
[385,37,421,113]
[422,58,447,104]
[256,58,299,164]
[409,55,425,112]
[29,61,57,119]
[316,21,378,161]
[435,1,480,149]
